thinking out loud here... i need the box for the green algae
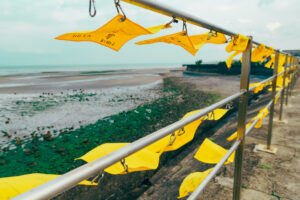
[0,77,221,177]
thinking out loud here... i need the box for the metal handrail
[11,91,244,200]
[122,0,287,53]
[249,70,285,92]
[10,0,299,199]
[187,88,282,200]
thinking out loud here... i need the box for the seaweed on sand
[0,77,220,177]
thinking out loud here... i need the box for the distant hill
[283,49,300,57]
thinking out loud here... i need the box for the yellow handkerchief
[225,34,249,69]
[0,173,96,200]
[56,14,170,51]
[136,31,198,55]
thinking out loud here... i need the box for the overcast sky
[0,0,299,66]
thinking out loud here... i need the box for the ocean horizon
[0,63,182,76]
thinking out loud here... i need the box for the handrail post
[290,58,296,95]
[267,51,279,149]
[290,68,294,96]
[285,60,291,105]
[279,55,288,121]
[232,37,252,200]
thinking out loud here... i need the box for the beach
[0,67,182,149]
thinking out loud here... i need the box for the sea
[0,63,181,76]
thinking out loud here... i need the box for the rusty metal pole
[279,55,288,121]
[232,37,252,200]
[267,51,279,149]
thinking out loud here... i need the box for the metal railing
[11,0,300,199]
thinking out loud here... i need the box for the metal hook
[225,102,233,110]
[207,111,215,120]
[207,30,217,40]
[89,0,96,17]
[91,171,104,185]
[121,159,129,173]
[167,16,178,25]
[165,16,178,28]
[182,20,187,35]
[168,132,176,146]
[114,0,126,21]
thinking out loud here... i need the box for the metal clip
[207,30,217,40]
[114,0,126,21]
[165,16,178,27]
[168,132,176,146]
[207,111,215,120]
[225,102,233,110]
[91,171,104,185]
[121,159,129,173]
[89,0,96,17]
[182,20,187,35]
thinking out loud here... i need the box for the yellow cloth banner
[151,108,228,153]
[77,109,228,174]
[147,24,172,34]
[227,107,269,141]
[178,168,213,199]
[251,44,267,62]
[225,34,249,69]
[55,14,171,51]
[249,82,264,93]
[253,108,269,128]
[189,32,227,50]
[194,138,235,164]
[136,31,198,55]
[226,123,252,142]
[0,173,96,200]
[77,143,161,175]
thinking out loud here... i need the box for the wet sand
[0,68,176,94]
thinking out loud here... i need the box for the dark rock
[56,148,65,153]
[15,137,22,146]
[43,131,52,141]
[24,149,31,154]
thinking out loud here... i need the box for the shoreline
[0,76,221,177]
[0,67,179,94]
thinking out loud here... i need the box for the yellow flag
[77,143,161,175]
[226,123,252,141]
[253,108,269,128]
[148,108,228,153]
[0,173,96,200]
[77,108,228,175]
[55,14,170,51]
[263,46,275,61]
[178,168,213,199]
[265,55,275,68]
[189,32,227,50]
[249,82,264,93]
[225,34,249,69]
[147,24,172,34]
[194,138,235,164]
[136,31,198,55]
[251,44,267,62]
